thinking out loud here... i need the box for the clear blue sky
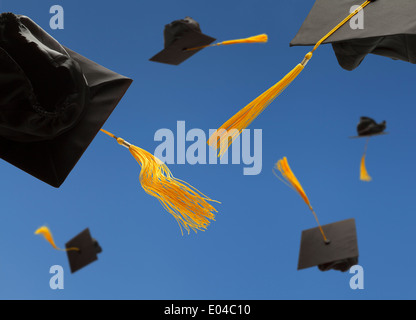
[1,0,415,300]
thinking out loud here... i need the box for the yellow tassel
[35,226,79,252]
[360,137,372,182]
[274,157,312,209]
[218,34,268,46]
[360,154,372,182]
[186,34,268,51]
[208,59,308,156]
[273,157,329,243]
[208,0,373,157]
[100,129,219,235]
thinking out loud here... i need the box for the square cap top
[298,218,359,272]
[65,228,102,274]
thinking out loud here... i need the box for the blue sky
[0,0,415,300]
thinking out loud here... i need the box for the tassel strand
[100,129,220,235]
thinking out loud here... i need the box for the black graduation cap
[65,228,102,274]
[150,17,216,65]
[356,116,386,137]
[0,13,132,187]
[298,219,359,272]
[349,116,388,139]
[290,0,416,70]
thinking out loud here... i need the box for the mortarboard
[150,16,268,65]
[0,13,132,188]
[35,226,102,274]
[150,17,216,65]
[0,13,218,233]
[350,117,387,181]
[274,157,359,272]
[355,117,387,138]
[65,228,102,274]
[290,0,416,71]
[298,219,359,272]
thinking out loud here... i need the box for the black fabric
[150,17,216,65]
[298,219,359,272]
[318,257,359,272]
[290,0,416,70]
[357,117,386,136]
[0,13,87,142]
[65,228,101,274]
[164,17,202,48]
[0,13,132,187]
[332,35,416,71]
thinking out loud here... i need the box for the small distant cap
[65,228,102,274]
[357,117,387,137]
[298,218,359,272]
[150,17,216,65]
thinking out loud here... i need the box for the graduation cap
[291,0,416,71]
[298,219,359,272]
[274,157,359,272]
[208,0,380,157]
[0,13,132,188]
[355,117,387,137]
[150,16,268,65]
[1,14,219,234]
[35,226,102,273]
[350,117,387,181]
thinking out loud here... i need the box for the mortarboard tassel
[208,59,307,154]
[273,157,329,243]
[360,138,372,182]
[186,34,268,51]
[100,129,219,234]
[35,226,80,252]
[208,0,374,157]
